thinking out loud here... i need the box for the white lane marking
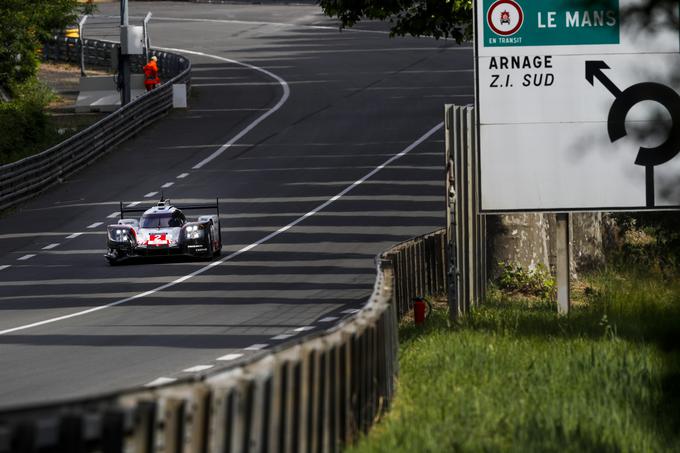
[127,201,141,207]
[161,182,174,189]
[217,353,244,361]
[66,233,84,239]
[183,365,214,373]
[42,243,60,250]
[0,265,10,271]
[245,344,269,351]
[106,212,120,218]
[318,317,339,322]
[17,255,36,261]
[158,47,290,170]
[87,222,103,229]
[0,88,441,336]
[341,309,360,314]
[177,173,189,179]
[144,192,158,198]
[271,334,295,340]
[293,326,314,332]
[145,377,177,387]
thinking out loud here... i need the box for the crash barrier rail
[0,37,190,212]
[445,104,487,318]
[0,256,401,453]
[381,228,448,320]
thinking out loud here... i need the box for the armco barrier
[0,228,449,452]
[0,37,190,212]
[382,228,448,319]
[0,258,399,452]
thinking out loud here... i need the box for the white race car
[105,198,222,265]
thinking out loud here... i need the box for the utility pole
[119,0,131,105]
[78,15,88,77]
[143,12,153,62]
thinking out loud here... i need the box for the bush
[496,261,556,301]
[0,79,55,164]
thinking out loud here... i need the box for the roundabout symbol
[586,60,680,207]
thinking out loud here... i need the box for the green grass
[348,269,680,452]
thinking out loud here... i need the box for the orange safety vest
[143,61,160,86]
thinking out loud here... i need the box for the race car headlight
[109,228,131,242]
[184,225,204,240]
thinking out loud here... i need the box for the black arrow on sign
[585,61,621,97]
[586,60,680,208]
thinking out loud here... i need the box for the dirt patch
[39,62,110,111]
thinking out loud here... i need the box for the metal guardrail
[0,37,191,212]
[0,259,400,452]
[382,229,448,320]
[0,228,450,452]
[445,104,487,318]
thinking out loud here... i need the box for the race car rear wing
[118,198,220,219]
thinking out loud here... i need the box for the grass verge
[348,269,680,452]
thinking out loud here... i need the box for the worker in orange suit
[143,56,160,91]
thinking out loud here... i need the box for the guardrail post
[190,385,211,453]
[133,401,157,453]
[10,421,36,453]
[59,413,85,453]
[163,398,186,453]
[101,410,125,453]
[339,340,351,446]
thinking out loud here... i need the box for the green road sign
[483,0,620,47]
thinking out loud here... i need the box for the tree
[320,0,473,41]
[0,0,84,93]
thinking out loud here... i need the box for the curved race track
[0,1,473,408]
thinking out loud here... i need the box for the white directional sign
[475,0,680,211]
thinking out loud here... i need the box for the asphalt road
[0,1,473,409]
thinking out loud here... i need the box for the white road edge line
[318,316,339,322]
[217,353,243,361]
[245,344,269,351]
[182,365,214,373]
[158,47,291,170]
[271,334,295,340]
[145,377,177,387]
[0,46,442,337]
[293,326,314,332]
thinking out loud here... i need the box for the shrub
[0,78,55,164]
[496,261,556,301]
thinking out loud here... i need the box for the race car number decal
[148,233,169,245]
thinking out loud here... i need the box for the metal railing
[0,259,400,452]
[382,228,448,320]
[0,37,191,212]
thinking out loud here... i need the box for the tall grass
[348,269,680,452]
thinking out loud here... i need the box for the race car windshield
[140,213,180,228]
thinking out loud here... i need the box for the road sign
[475,0,680,211]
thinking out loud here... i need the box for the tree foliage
[0,0,84,93]
[320,0,473,41]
